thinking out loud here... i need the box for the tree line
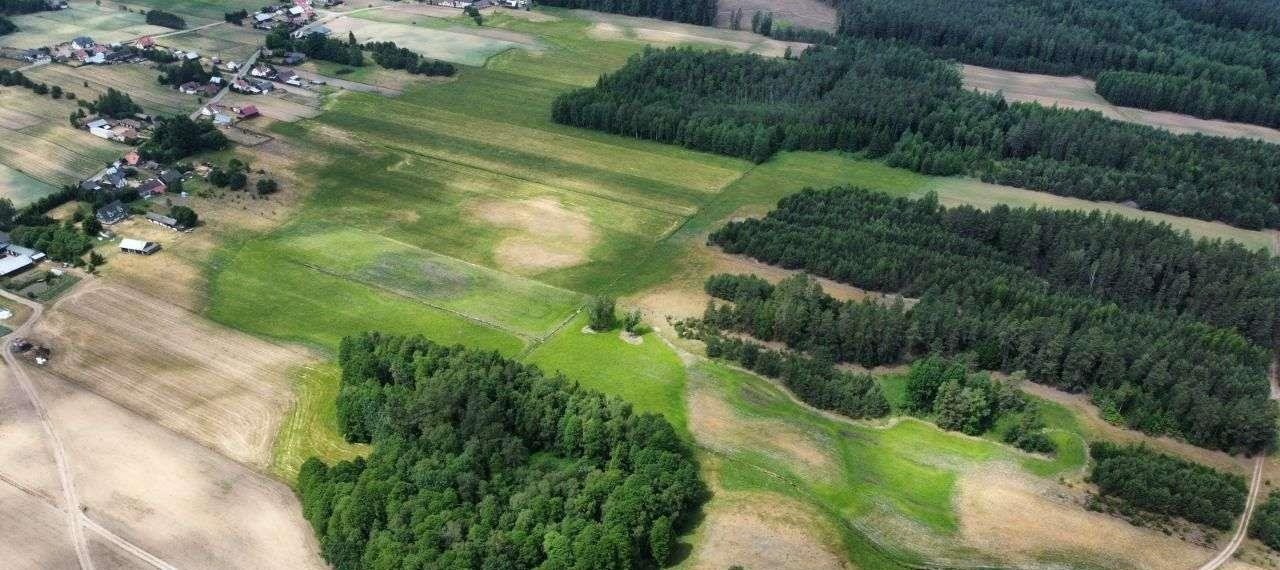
[704,189,1276,453]
[298,333,706,569]
[1090,442,1247,530]
[0,15,15,35]
[144,9,185,30]
[1251,491,1280,550]
[536,0,715,25]
[836,0,1280,128]
[0,0,49,15]
[364,41,456,77]
[551,44,1280,229]
[267,27,364,67]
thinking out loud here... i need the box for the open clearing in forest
[713,0,838,31]
[579,10,806,58]
[30,279,315,468]
[962,64,1280,145]
[0,4,169,49]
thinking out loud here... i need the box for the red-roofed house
[123,151,140,166]
[137,179,167,196]
[135,36,155,49]
[236,105,260,119]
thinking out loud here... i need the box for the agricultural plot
[0,4,168,49]
[31,280,315,468]
[155,24,264,62]
[325,14,528,67]
[0,163,57,206]
[112,0,263,24]
[26,63,197,117]
[579,10,806,58]
[0,122,119,188]
[962,64,1280,145]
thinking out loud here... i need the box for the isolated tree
[587,296,616,331]
[256,178,279,195]
[227,171,247,190]
[169,205,198,228]
[81,215,102,237]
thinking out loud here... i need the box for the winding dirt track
[1197,455,1264,570]
[0,287,177,570]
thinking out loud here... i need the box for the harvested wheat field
[30,279,316,467]
[956,464,1254,570]
[961,65,1280,144]
[31,366,327,569]
[582,11,805,57]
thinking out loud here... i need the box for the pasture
[156,23,265,61]
[0,163,57,206]
[0,3,168,49]
[324,14,528,67]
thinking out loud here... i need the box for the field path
[0,288,94,570]
[1197,455,1264,570]
[0,286,178,570]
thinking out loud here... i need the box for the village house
[137,179,167,197]
[96,201,128,225]
[123,150,140,167]
[145,212,182,230]
[235,105,260,120]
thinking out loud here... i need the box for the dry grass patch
[582,11,804,57]
[961,64,1280,145]
[687,380,836,480]
[0,482,79,569]
[955,464,1242,570]
[686,485,849,570]
[31,279,317,468]
[469,196,599,274]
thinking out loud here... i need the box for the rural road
[189,48,261,120]
[0,287,177,570]
[1197,455,1265,570]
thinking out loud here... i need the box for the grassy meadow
[185,7,1262,568]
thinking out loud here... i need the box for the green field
[0,3,170,49]
[190,8,1256,568]
[0,163,58,206]
[329,13,529,67]
[115,0,264,24]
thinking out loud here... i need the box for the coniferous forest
[702,188,1278,453]
[552,44,1280,228]
[297,333,706,570]
[837,0,1280,128]
[1089,442,1247,530]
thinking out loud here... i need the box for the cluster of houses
[251,0,318,32]
[52,36,134,66]
[197,103,260,126]
[81,151,182,199]
[80,115,154,144]
[250,63,304,86]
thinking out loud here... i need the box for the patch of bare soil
[30,279,316,468]
[0,482,79,569]
[956,464,1244,570]
[1020,382,1251,476]
[469,196,598,274]
[689,489,849,570]
[32,367,328,569]
[962,64,1280,144]
[713,0,837,31]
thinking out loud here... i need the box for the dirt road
[1197,455,1264,570]
[0,289,94,570]
[0,287,177,570]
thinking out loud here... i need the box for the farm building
[120,239,160,255]
[137,179,167,196]
[0,255,33,278]
[145,212,181,230]
[236,105,260,120]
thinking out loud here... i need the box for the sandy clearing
[962,65,1280,144]
[31,279,315,468]
[1020,382,1251,476]
[956,464,1251,570]
[688,488,849,570]
[26,365,327,569]
[714,0,837,31]
[470,196,598,274]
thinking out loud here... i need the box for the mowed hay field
[156,23,265,61]
[30,279,316,468]
[325,14,528,67]
[26,63,198,117]
[0,3,169,49]
[962,64,1280,144]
